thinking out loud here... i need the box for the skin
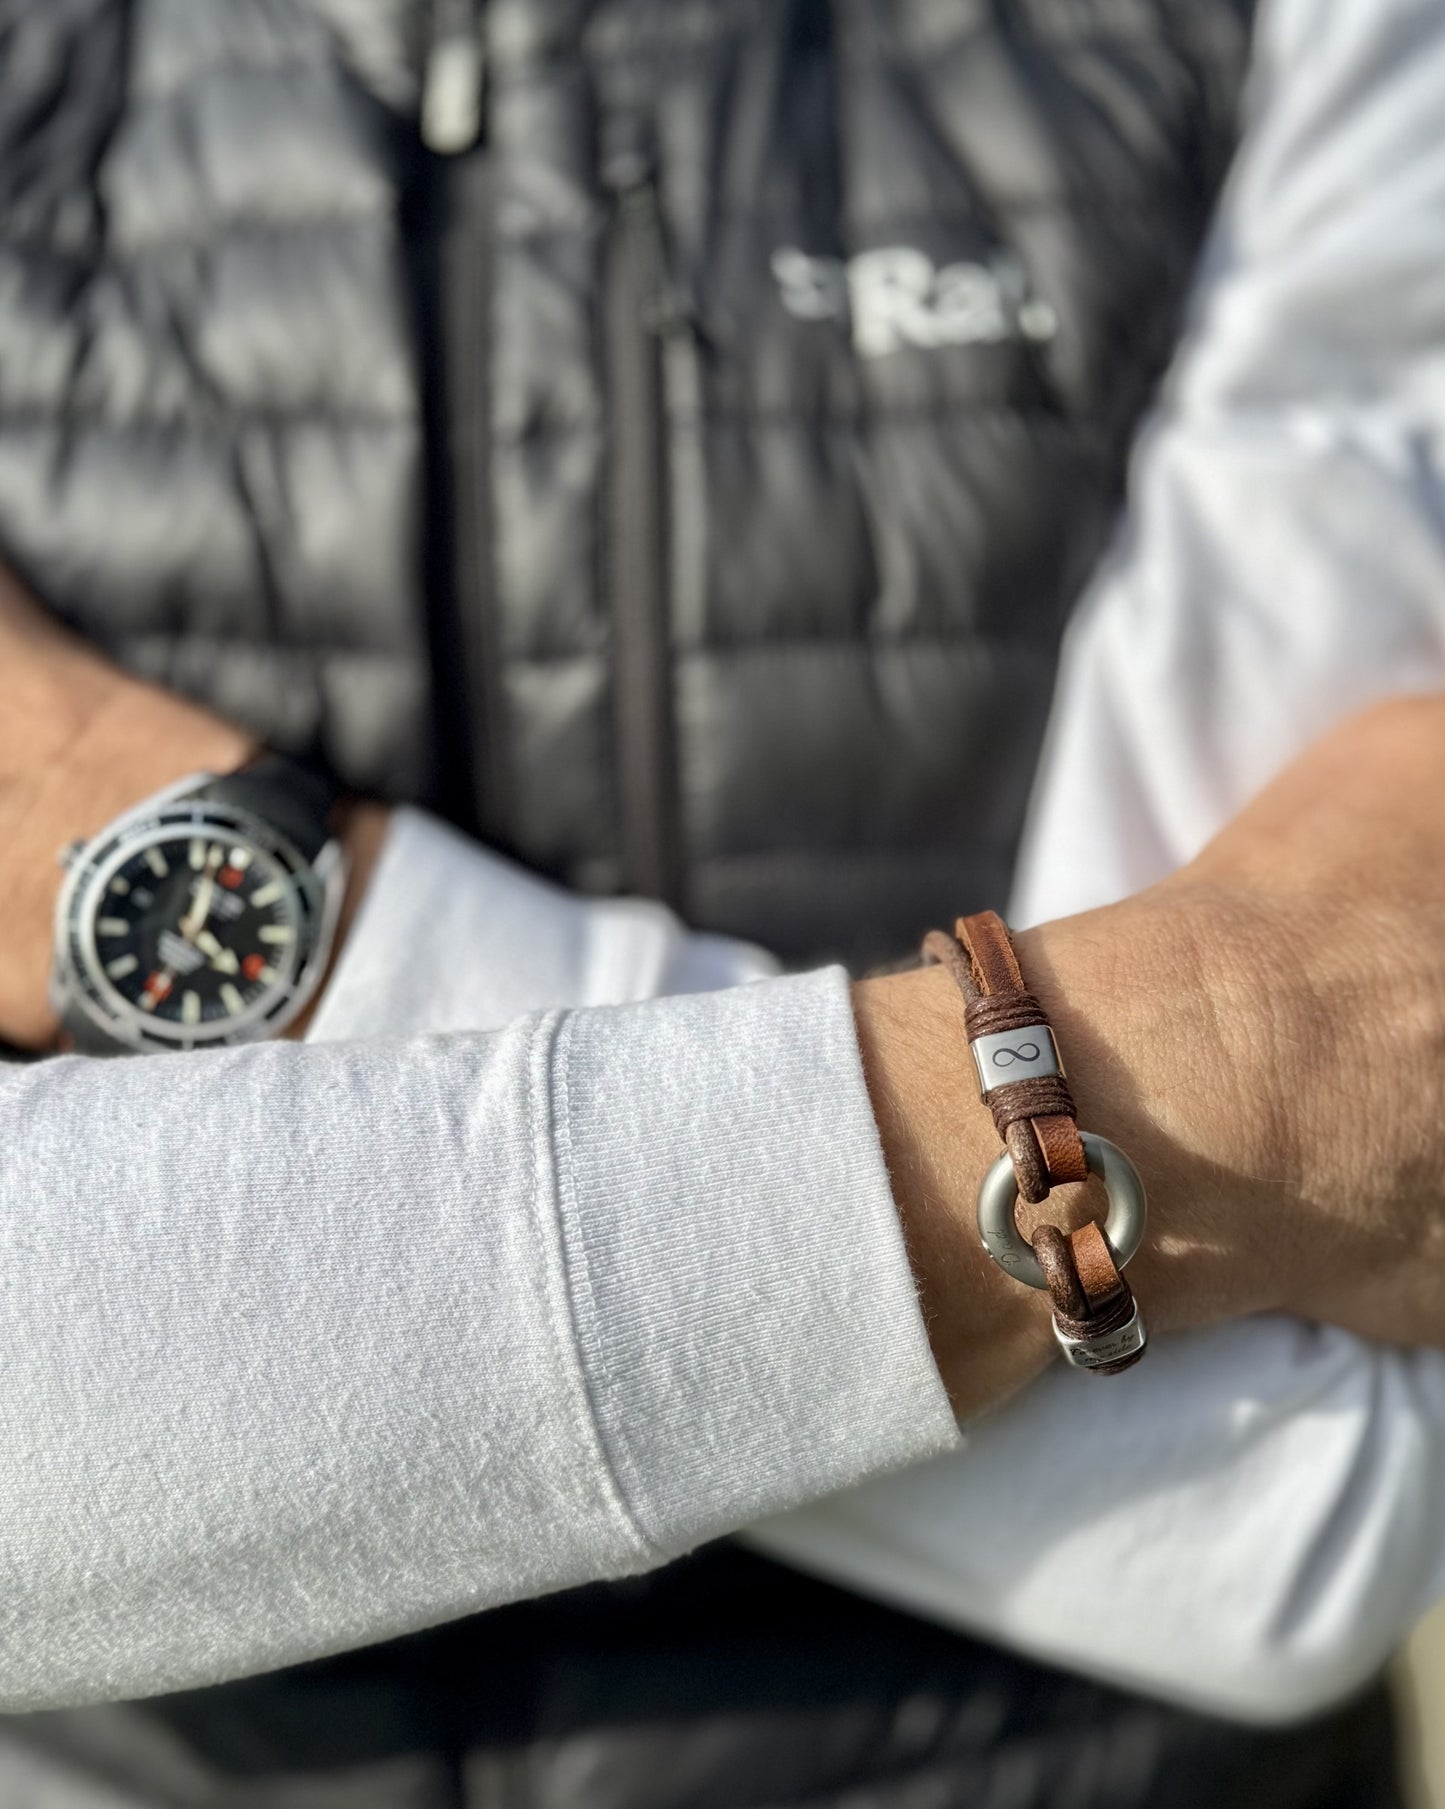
[858,699,1445,1410]
[4,569,1444,1419]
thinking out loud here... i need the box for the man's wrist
[853,894,1279,1415]
[852,962,1056,1417]
[1017,893,1284,1332]
[1,659,258,1048]
[283,801,392,1040]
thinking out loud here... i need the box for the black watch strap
[195,754,340,864]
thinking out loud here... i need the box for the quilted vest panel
[0,0,1252,966]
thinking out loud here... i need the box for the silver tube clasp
[1053,1301,1147,1370]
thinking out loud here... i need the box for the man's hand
[0,569,261,1047]
[0,568,386,1049]
[1160,694,1445,1348]
[857,694,1445,1411]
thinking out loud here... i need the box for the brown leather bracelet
[923,911,1148,1376]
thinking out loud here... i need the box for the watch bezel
[52,775,344,1053]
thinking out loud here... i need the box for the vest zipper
[442,155,510,843]
[419,2,506,842]
[604,177,684,908]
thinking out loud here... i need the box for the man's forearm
[0,571,1288,1420]
[0,967,967,1709]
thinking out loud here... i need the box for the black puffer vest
[1,0,1250,968]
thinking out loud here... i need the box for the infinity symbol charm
[969,1024,1062,1096]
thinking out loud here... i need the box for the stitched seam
[495,633,1054,666]
[691,843,1017,871]
[675,193,1177,223]
[0,410,416,432]
[490,191,1165,247]
[0,194,1166,264]
[545,1010,666,1560]
[674,634,1054,655]
[117,214,396,256]
[0,404,1095,436]
[0,188,1169,262]
[496,405,1100,434]
[0,215,392,261]
[131,47,343,108]
[697,405,1103,429]
[111,636,420,662]
[501,24,1192,84]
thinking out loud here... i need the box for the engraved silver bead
[1053,1302,1148,1372]
[969,1024,1063,1095]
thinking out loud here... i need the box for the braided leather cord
[923,912,1144,1376]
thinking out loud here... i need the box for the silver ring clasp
[976,1131,1147,1291]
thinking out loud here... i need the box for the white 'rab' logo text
[771,245,1057,358]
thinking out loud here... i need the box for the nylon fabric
[0,0,1253,968]
[0,1548,1405,1809]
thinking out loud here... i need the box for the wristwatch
[50,755,346,1055]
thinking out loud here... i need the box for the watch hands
[194,929,239,975]
[179,845,224,943]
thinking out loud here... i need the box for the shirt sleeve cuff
[307,807,775,1042]
[546,966,963,1553]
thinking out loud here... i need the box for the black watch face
[82,828,303,1038]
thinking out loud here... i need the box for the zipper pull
[422,0,485,154]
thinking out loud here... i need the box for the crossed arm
[3,556,1445,1711]
[5,564,1439,1367]
[7,566,1445,1357]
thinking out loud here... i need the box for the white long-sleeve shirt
[0,894,959,1709]
[4,0,1445,1732]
